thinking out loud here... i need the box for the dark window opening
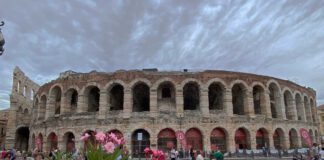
[88,87,100,112]
[54,88,62,115]
[162,87,171,98]
[15,127,30,152]
[183,83,199,110]
[133,83,150,112]
[253,86,262,115]
[232,84,245,115]
[269,84,278,118]
[208,83,223,110]
[110,85,124,111]
[132,130,150,158]
[71,91,78,108]
[284,91,293,120]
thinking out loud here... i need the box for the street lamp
[0,21,5,56]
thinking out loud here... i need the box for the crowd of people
[168,147,224,160]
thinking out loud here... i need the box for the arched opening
[269,83,280,118]
[232,84,246,115]
[210,128,227,152]
[15,127,30,151]
[39,95,47,120]
[86,86,100,112]
[295,94,305,121]
[256,128,269,149]
[109,84,124,111]
[157,128,177,152]
[310,99,316,123]
[34,98,39,121]
[131,129,150,158]
[46,132,58,152]
[273,128,284,149]
[49,86,62,115]
[289,129,298,149]
[284,91,295,120]
[133,83,150,112]
[309,129,314,142]
[107,130,123,139]
[157,82,176,112]
[304,97,312,122]
[83,130,96,150]
[315,130,319,143]
[253,85,266,115]
[183,82,200,110]
[235,128,251,149]
[63,132,75,152]
[66,88,78,113]
[36,133,44,151]
[208,83,224,111]
[185,128,203,150]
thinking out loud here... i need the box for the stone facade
[0,109,9,148]
[5,68,320,155]
[317,105,324,144]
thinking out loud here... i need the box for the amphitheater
[5,67,320,157]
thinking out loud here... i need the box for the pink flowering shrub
[80,131,128,160]
[144,147,165,160]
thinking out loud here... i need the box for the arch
[289,128,298,149]
[295,93,305,121]
[180,78,203,89]
[132,82,150,112]
[253,85,266,115]
[157,128,177,152]
[205,78,227,90]
[210,127,228,152]
[63,132,75,152]
[315,130,319,144]
[152,77,177,90]
[38,95,47,120]
[235,127,251,149]
[185,128,203,150]
[36,133,44,151]
[15,126,30,151]
[109,83,124,111]
[83,130,96,150]
[309,129,314,142]
[157,81,176,112]
[183,82,200,110]
[23,108,29,115]
[49,85,63,115]
[268,82,280,118]
[46,132,58,152]
[283,90,296,120]
[273,128,284,149]
[208,82,225,111]
[31,134,36,150]
[131,129,150,158]
[65,88,78,113]
[103,80,127,91]
[256,128,269,149]
[232,83,248,115]
[84,86,100,112]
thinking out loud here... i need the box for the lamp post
[0,21,5,56]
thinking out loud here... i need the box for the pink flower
[104,142,115,153]
[80,133,90,141]
[144,147,151,153]
[95,131,106,143]
[108,132,117,140]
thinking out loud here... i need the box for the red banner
[300,128,313,148]
[176,131,185,140]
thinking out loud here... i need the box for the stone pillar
[5,96,18,149]
[290,98,298,121]
[264,90,272,118]
[45,96,53,119]
[150,137,158,149]
[61,95,67,114]
[176,87,184,117]
[228,131,236,153]
[200,88,209,117]
[150,89,158,117]
[98,91,108,119]
[279,93,286,120]
[203,130,211,151]
[246,88,255,117]
[77,94,85,113]
[268,132,274,149]
[250,128,256,150]
[300,99,307,122]
[283,135,290,150]
[123,88,132,118]
[224,89,233,117]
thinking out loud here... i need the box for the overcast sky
[0,0,324,110]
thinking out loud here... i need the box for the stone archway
[131,129,150,158]
[46,132,58,152]
[185,128,203,150]
[235,128,251,149]
[63,132,75,152]
[273,128,284,149]
[15,127,30,151]
[157,128,177,152]
[256,128,269,149]
[210,127,227,152]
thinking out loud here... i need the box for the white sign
[137,132,143,141]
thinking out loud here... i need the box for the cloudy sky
[0,0,324,110]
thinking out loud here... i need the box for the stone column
[176,86,184,117]
[61,95,67,114]
[224,89,233,117]
[268,132,274,149]
[150,89,158,117]
[203,130,211,151]
[300,99,307,122]
[200,88,209,117]
[99,91,108,119]
[45,96,54,120]
[228,131,236,153]
[264,90,272,118]
[77,94,85,113]
[283,135,290,150]
[290,98,298,121]
[250,129,257,150]
[123,88,132,118]
[150,137,158,149]
[246,88,255,117]
[5,96,18,149]
[279,93,287,120]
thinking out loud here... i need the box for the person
[196,151,204,160]
[170,148,176,160]
[319,147,324,160]
[313,143,320,160]
[9,148,16,160]
[213,149,224,160]
[189,148,195,160]
[179,148,184,159]
[1,148,7,159]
